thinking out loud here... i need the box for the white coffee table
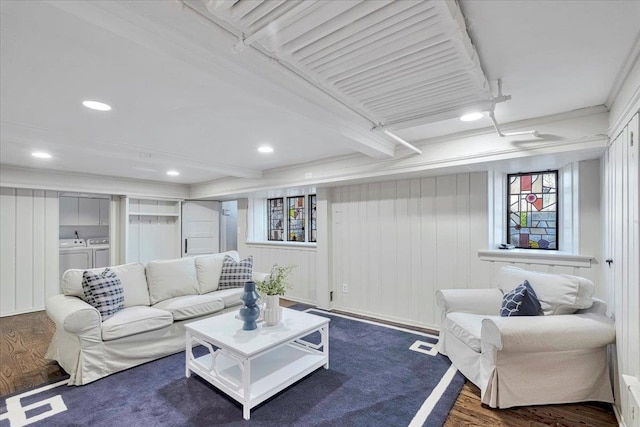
[184,307,330,420]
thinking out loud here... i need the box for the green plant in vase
[257,264,295,326]
[256,264,295,296]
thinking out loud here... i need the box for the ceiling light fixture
[32,151,52,159]
[460,112,484,122]
[258,146,274,153]
[166,170,180,176]
[82,100,112,111]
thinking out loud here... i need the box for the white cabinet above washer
[60,196,109,226]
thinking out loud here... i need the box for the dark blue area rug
[1,309,464,427]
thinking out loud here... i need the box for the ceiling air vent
[198,0,493,130]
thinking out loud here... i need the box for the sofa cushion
[194,251,240,294]
[444,312,493,353]
[82,268,125,321]
[146,258,200,304]
[206,287,244,308]
[497,266,595,315]
[62,263,150,307]
[101,306,173,341]
[500,280,543,317]
[218,255,253,290]
[152,294,224,321]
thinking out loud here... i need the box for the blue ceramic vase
[239,281,260,330]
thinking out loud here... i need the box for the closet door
[182,201,220,257]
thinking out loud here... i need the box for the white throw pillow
[194,251,240,294]
[496,266,595,315]
[62,263,150,307]
[146,257,199,304]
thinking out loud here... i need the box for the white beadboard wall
[330,173,490,329]
[237,199,317,305]
[243,244,317,305]
[0,188,59,316]
[328,167,601,329]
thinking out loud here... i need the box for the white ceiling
[1,0,639,185]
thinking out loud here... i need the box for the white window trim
[247,196,317,247]
[486,162,581,256]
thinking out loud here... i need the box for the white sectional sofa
[46,251,267,386]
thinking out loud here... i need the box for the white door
[182,201,220,257]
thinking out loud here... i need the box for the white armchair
[436,266,616,408]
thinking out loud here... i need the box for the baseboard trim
[613,403,625,427]
[0,306,45,318]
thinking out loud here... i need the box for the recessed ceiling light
[258,145,274,153]
[82,100,112,111]
[460,112,484,122]
[32,151,52,159]
[166,170,180,176]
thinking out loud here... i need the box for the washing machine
[59,239,92,278]
[87,237,110,269]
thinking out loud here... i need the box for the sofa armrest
[481,313,615,353]
[46,294,102,340]
[252,271,269,282]
[436,289,503,315]
[578,297,608,315]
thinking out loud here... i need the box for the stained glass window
[309,194,317,243]
[267,198,284,241]
[287,196,305,242]
[507,171,558,250]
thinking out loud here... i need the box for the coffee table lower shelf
[186,341,327,419]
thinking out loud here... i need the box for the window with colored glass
[287,196,305,242]
[507,171,558,249]
[267,198,284,241]
[309,194,317,242]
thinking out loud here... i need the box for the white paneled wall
[604,112,640,421]
[0,188,59,316]
[121,197,181,264]
[242,244,317,304]
[330,173,490,329]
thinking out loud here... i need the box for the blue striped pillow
[82,268,125,321]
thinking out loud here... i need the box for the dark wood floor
[1,307,617,426]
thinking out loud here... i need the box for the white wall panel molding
[190,110,609,199]
[603,112,640,421]
[1,166,189,199]
[330,173,490,328]
[240,244,317,305]
[237,198,317,305]
[0,188,58,317]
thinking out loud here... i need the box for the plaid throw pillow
[82,268,125,321]
[218,255,253,290]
